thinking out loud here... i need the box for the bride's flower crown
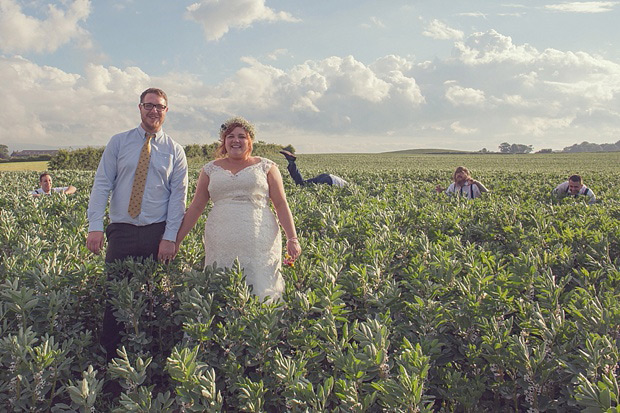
[220,116,256,140]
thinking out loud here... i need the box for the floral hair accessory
[220,116,256,140]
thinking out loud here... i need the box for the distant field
[384,148,470,154]
[286,151,620,174]
[0,161,48,171]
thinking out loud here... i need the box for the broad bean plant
[0,153,619,412]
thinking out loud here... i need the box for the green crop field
[0,152,618,412]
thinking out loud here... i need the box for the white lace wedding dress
[202,158,284,300]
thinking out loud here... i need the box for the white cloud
[314,56,392,103]
[0,53,426,150]
[457,12,487,18]
[428,29,620,149]
[422,19,463,40]
[492,94,534,107]
[267,48,289,61]
[3,25,620,153]
[545,1,619,13]
[370,55,414,73]
[454,30,538,65]
[186,0,299,42]
[0,55,149,147]
[497,12,525,17]
[445,85,486,106]
[512,115,575,137]
[206,54,425,137]
[0,0,91,53]
[451,121,478,134]
[517,71,539,88]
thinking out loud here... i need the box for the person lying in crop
[552,174,596,204]
[30,172,76,196]
[435,166,488,199]
[279,150,348,187]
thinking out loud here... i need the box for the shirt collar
[137,125,163,141]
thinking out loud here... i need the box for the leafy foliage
[563,140,620,153]
[48,147,105,171]
[499,142,534,154]
[48,142,292,171]
[0,153,619,411]
[0,144,9,160]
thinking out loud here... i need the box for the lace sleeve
[203,161,217,176]
[260,158,275,174]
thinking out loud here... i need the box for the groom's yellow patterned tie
[128,133,155,218]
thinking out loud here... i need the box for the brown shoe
[279,150,296,162]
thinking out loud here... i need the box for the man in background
[279,150,348,187]
[31,172,76,196]
[552,174,596,204]
[435,166,488,199]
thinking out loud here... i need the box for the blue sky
[1,0,619,153]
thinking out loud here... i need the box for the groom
[86,87,188,369]
[86,87,188,262]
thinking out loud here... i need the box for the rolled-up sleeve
[162,143,188,241]
[87,138,119,232]
[552,182,567,196]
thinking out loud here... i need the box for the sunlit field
[0,152,618,412]
[0,161,49,172]
[288,151,620,173]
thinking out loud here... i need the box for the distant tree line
[498,142,533,154]
[183,141,294,161]
[477,143,534,154]
[477,139,620,154]
[47,142,295,170]
[562,140,620,153]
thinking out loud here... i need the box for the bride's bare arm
[175,170,211,250]
[268,165,301,259]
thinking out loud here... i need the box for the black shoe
[279,150,296,162]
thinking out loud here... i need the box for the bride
[174,116,301,300]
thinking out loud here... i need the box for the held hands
[158,240,176,263]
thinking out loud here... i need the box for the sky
[1,0,619,154]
